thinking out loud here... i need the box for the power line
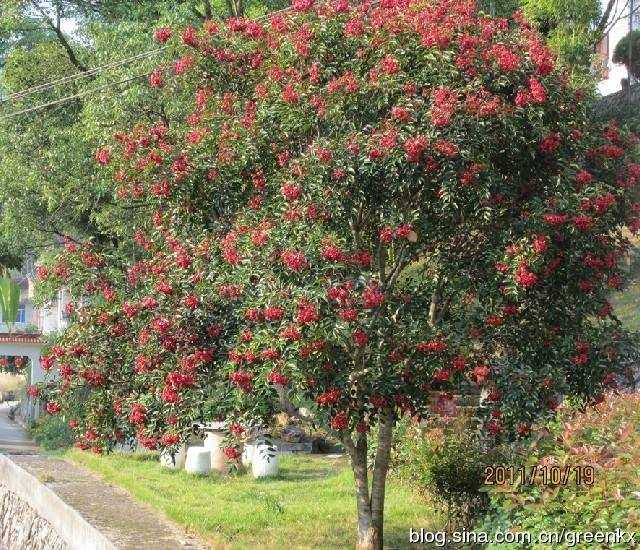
[0,1,322,108]
[0,1,380,120]
[0,74,149,120]
[0,48,165,105]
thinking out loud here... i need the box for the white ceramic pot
[204,430,227,473]
[160,445,186,470]
[241,444,254,469]
[251,442,279,478]
[185,446,211,475]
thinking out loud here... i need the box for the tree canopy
[31,1,640,547]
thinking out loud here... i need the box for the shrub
[613,30,640,80]
[480,392,640,549]
[30,415,75,450]
[390,414,506,529]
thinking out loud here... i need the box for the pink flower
[46,401,61,415]
[391,106,411,122]
[330,411,349,431]
[154,27,173,43]
[515,262,538,288]
[416,339,447,353]
[148,69,164,88]
[379,227,394,243]
[297,300,319,324]
[543,213,568,225]
[292,0,314,12]
[539,133,561,154]
[95,148,111,165]
[404,135,428,162]
[528,78,546,103]
[344,18,364,37]
[281,324,302,341]
[184,294,200,309]
[321,243,345,262]
[532,234,548,253]
[282,84,299,104]
[573,215,594,231]
[362,285,384,309]
[281,250,308,271]
[352,328,368,347]
[129,403,147,425]
[380,55,400,75]
[267,370,289,386]
[264,306,285,321]
[281,182,301,201]
[181,26,198,47]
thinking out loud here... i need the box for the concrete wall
[0,454,115,550]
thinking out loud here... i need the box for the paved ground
[0,403,38,455]
[0,403,205,549]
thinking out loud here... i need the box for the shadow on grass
[276,467,336,481]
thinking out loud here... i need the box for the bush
[30,415,75,450]
[613,30,640,80]
[480,392,640,549]
[389,414,507,529]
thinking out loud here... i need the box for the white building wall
[1,274,68,335]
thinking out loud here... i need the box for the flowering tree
[34,1,640,548]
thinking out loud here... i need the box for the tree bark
[596,0,617,36]
[345,411,395,550]
[30,0,87,71]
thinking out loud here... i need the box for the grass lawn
[611,280,640,331]
[611,236,640,332]
[64,449,442,549]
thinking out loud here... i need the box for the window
[16,304,26,324]
[0,304,26,324]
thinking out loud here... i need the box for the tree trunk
[345,411,395,550]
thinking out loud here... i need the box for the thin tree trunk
[370,412,395,548]
[345,412,395,550]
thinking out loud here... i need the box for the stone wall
[0,454,115,550]
[0,484,68,550]
[595,83,640,119]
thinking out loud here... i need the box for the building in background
[0,257,70,335]
[598,0,639,95]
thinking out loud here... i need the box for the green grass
[612,238,640,332]
[64,450,442,549]
[611,280,640,331]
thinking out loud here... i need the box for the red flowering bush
[36,1,639,547]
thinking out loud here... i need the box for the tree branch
[30,0,87,71]
[428,275,442,327]
[597,0,618,35]
[203,0,213,19]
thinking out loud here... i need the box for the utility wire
[0,48,165,105]
[1,74,149,120]
[0,0,380,120]
[0,0,328,107]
